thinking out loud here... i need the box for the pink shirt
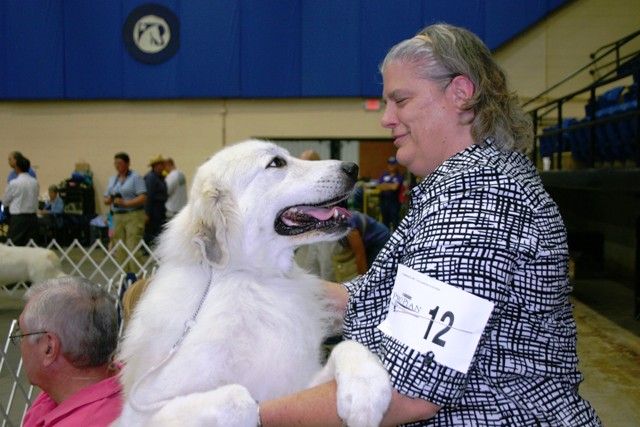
[22,374,123,427]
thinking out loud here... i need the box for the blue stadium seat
[617,100,638,161]
[564,118,591,163]
[579,86,628,164]
[575,118,595,163]
[596,105,626,162]
[540,120,575,166]
[597,86,625,110]
[623,82,637,103]
[539,126,557,159]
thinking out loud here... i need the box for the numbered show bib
[378,264,494,374]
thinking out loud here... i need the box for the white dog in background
[115,140,392,426]
[0,243,66,286]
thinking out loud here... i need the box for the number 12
[423,306,455,347]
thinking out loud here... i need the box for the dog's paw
[330,340,392,427]
[149,384,259,427]
[309,358,334,387]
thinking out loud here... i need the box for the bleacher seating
[618,98,638,158]
[537,81,638,168]
[528,31,640,322]
[540,119,575,161]
[531,30,639,170]
[563,118,589,163]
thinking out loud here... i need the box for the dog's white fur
[0,243,66,286]
[115,140,391,426]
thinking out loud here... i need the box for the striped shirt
[343,141,602,426]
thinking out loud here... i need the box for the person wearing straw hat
[164,157,188,219]
[143,154,168,247]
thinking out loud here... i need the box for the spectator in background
[2,155,39,245]
[37,185,65,242]
[300,149,321,161]
[297,209,391,282]
[11,277,123,427]
[38,185,65,228]
[348,180,366,213]
[377,156,403,230]
[348,210,391,268]
[7,151,37,183]
[164,158,187,219]
[104,152,147,274]
[144,154,168,247]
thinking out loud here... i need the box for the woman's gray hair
[380,23,532,153]
[23,277,118,368]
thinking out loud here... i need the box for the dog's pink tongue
[298,206,351,220]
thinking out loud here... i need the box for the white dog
[115,140,392,426]
[0,243,66,286]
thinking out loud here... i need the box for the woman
[38,185,64,227]
[245,23,603,426]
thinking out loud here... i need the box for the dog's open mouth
[275,198,351,236]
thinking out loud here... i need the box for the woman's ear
[448,75,475,111]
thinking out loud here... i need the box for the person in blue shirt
[103,152,147,274]
[377,156,403,230]
[348,210,391,268]
[38,185,65,236]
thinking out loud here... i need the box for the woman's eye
[267,157,286,168]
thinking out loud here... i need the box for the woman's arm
[123,193,148,208]
[259,381,440,427]
[322,280,349,314]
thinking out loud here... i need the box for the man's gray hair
[23,277,118,367]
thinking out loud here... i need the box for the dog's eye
[267,157,287,169]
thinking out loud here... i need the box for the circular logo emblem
[123,4,179,64]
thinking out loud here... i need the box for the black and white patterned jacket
[343,141,602,426]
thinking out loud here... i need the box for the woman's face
[114,158,129,175]
[381,61,472,177]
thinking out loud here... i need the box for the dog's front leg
[311,340,392,427]
[149,384,259,427]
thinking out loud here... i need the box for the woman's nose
[380,104,396,129]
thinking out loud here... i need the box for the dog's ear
[188,181,241,268]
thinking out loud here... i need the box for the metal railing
[526,29,640,170]
[523,29,640,110]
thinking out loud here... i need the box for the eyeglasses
[9,325,48,346]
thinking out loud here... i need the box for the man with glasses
[10,277,123,426]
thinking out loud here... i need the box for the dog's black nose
[341,162,359,180]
